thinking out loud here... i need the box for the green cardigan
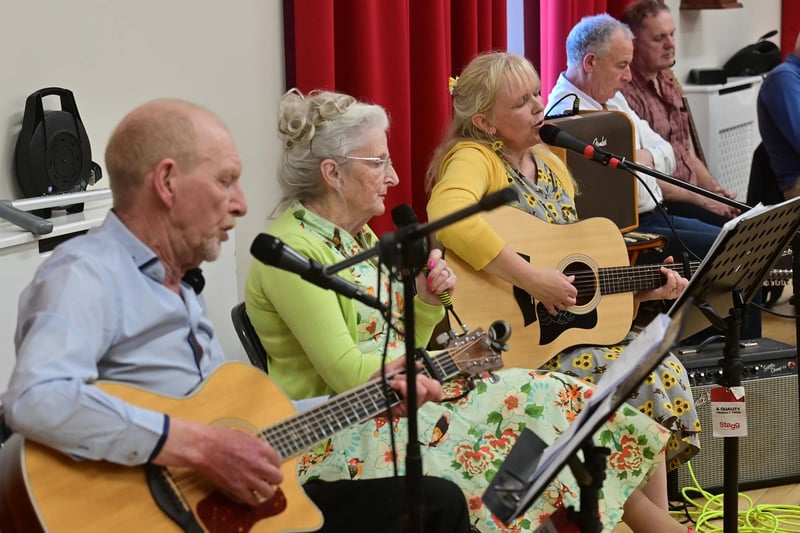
[245,205,445,400]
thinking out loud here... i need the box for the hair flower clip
[448,76,459,96]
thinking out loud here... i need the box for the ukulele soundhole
[197,487,287,532]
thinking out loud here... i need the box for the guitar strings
[264,337,483,456]
[560,261,788,297]
[557,264,676,296]
[159,336,491,504]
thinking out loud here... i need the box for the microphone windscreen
[391,203,418,227]
[391,203,428,272]
[539,124,561,145]
[250,233,282,265]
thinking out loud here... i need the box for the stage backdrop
[284,0,506,233]
[524,0,630,105]
[781,0,799,58]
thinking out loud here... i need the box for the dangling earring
[489,135,505,156]
[485,124,504,155]
[336,179,343,193]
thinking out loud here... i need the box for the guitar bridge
[145,464,203,533]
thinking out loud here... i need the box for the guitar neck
[598,256,793,295]
[598,261,699,295]
[260,350,461,459]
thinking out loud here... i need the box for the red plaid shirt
[622,69,698,185]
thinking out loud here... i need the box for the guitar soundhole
[197,487,287,532]
[564,261,595,306]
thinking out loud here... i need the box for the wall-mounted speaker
[668,338,800,500]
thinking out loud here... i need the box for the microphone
[250,233,389,313]
[540,124,622,168]
[391,204,466,333]
[390,204,430,278]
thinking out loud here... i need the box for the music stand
[483,304,690,532]
[664,195,800,532]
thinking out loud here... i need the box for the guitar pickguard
[510,251,599,345]
[197,488,288,532]
[513,284,538,327]
[535,304,598,345]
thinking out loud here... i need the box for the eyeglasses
[344,155,393,173]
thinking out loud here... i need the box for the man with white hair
[546,13,721,265]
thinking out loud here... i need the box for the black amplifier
[677,337,798,388]
[669,337,800,500]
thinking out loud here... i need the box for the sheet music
[667,195,800,337]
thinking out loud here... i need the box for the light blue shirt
[2,211,225,465]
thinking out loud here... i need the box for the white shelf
[0,200,112,251]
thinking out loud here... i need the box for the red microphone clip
[583,145,621,168]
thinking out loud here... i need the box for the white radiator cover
[683,75,763,201]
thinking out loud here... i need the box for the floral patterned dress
[496,144,700,472]
[297,369,668,532]
[287,202,671,532]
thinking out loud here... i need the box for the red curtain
[781,0,800,58]
[524,0,630,106]
[284,0,506,233]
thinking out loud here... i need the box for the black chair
[747,142,792,307]
[230,302,269,374]
[0,406,12,446]
[747,142,784,206]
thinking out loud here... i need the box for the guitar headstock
[443,321,509,377]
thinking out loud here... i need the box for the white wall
[0,0,784,380]
[507,0,526,56]
[0,1,285,370]
[667,0,782,83]
[505,0,782,86]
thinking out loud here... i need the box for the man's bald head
[105,99,229,210]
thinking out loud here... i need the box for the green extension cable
[670,460,800,532]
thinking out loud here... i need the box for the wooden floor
[614,284,799,532]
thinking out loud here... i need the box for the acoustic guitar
[445,206,792,370]
[0,327,505,533]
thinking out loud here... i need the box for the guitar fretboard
[259,333,495,460]
[593,262,699,296]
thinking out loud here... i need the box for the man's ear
[583,53,596,72]
[152,158,177,207]
[319,158,341,190]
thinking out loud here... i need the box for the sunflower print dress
[497,143,700,472]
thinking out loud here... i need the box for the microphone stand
[592,148,752,213]
[321,186,519,533]
[558,137,800,531]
